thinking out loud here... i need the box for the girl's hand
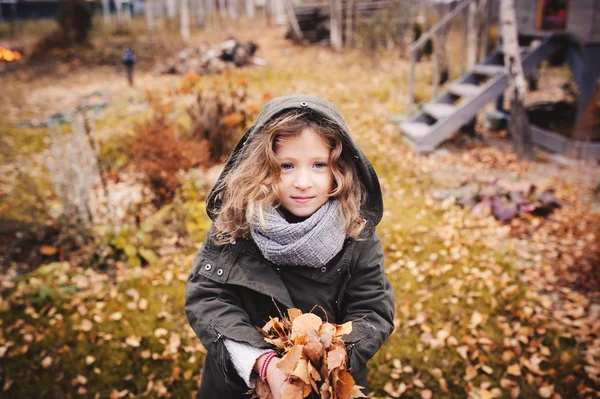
[265,358,290,399]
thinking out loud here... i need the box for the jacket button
[217,269,224,276]
[300,101,308,107]
[336,269,342,275]
[204,264,212,271]
[231,239,236,245]
[320,266,327,273]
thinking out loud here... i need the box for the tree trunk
[467,0,478,69]
[196,0,205,28]
[273,0,286,24]
[246,0,255,20]
[167,0,177,20]
[181,0,191,41]
[218,0,227,18]
[101,0,111,24]
[146,0,154,37]
[329,0,342,51]
[228,0,239,20]
[501,0,534,160]
[345,0,355,47]
[115,0,124,29]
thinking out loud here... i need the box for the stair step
[400,122,431,140]
[448,83,482,97]
[472,64,505,76]
[424,103,456,120]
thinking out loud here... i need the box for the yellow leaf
[464,366,478,381]
[288,308,302,322]
[85,356,95,365]
[539,385,554,398]
[40,246,58,255]
[154,328,168,338]
[421,390,432,399]
[507,364,521,376]
[41,356,53,368]
[292,313,322,340]
[125,336,141,347]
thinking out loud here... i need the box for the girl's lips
[291,196,314,203]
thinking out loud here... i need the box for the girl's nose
[293,173,313,189]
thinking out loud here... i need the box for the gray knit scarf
[250,199,346,267]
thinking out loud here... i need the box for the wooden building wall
[516,0,600,44]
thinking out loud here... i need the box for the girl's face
[275,127,333,218]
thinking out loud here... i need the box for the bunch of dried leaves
[187,77,260,163]
[434,179,561,222]
[253,309,366,399]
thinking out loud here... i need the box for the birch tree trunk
[228,0,239,20]
[115,0,124,29]
[500,0,534,160]
[146,0,154,37]
[166,0,177,20]
[181,0,191,41]
[218,0,227,18]
[124,0,133,24]
[195,0,205,27]
[329,0,342,52]
[345,0,355,47]
[467,0,478,69]
[101,0,111,24]
[273,0,286,25]
[246,0,255,20]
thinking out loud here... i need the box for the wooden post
[461,6,467,75]
[409,50,416,112]
[433,31,441,97]
[501,0,534,160]
[481,0,490,59]
[284,0,303,41]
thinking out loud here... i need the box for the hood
[206,94,383,238]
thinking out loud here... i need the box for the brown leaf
[40,246,58,255]
[292,358,310,384]
[292,313,322,340]
[335,321,353,337]
[320,381,332,399]
[539,385,554,398]
[277,345,304,374]
[281,382,304,399]
[334,369,360,399]
[319,323,336,348]
[304,340,324,364]
[288,308,302,322]
[255,379,274,399]
[327,346,346,373]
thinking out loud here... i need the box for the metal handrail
[407,0,485,112]
[409,0,476,53]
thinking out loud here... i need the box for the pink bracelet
[259,351,278,382]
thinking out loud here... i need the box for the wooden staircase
[399,35,564,152]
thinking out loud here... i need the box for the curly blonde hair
[211,109,366,244]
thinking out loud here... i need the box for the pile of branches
[254,309,365,399]
[152,39,261,76]
[434,179,561,222]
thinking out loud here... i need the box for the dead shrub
[187,76,260,163]
[132,97,210,206]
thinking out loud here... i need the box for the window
[537,0,569,31]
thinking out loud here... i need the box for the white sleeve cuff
[223,338,274,388]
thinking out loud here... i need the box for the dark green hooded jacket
[185,94,395,398]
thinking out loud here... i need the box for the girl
[185,94,395,398]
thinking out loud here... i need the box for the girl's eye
[314,162,327,169]
[281,163,294,170]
